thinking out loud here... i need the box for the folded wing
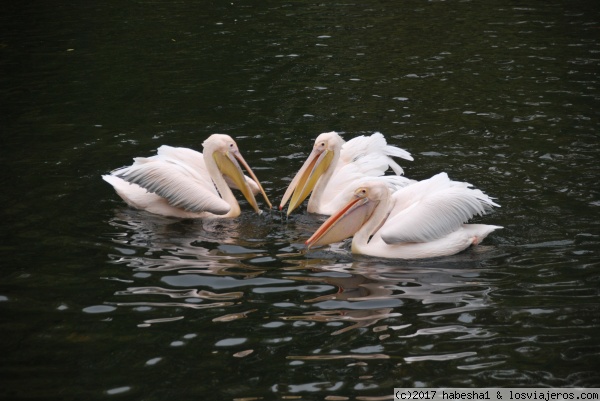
[114,159,230,215]
[379,173,499,244]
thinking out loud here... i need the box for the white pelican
[102,134,272,218]
[279,131,414,216]
[305,173,502,259]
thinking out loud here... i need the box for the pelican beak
[305,190,377,249]
[214,149,272,213]
[279,147,334,215]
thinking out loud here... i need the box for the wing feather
[379,173,499,243]
[156,145,260,195]
[339,132,413,176]
[114,161,230,215]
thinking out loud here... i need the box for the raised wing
[339,132,413,175]
[379,173,499,244]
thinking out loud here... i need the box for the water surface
[1,1,599,400]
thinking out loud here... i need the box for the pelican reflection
[280,259,500,336]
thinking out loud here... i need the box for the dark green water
[1,1,599,400]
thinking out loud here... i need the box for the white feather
[115,161,230,214]
[338,132,413,176]
[379,173,499,244]
[299,131,414,215]
[306,173,502,259]
[103,134,269,218]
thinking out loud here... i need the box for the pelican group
[103,131,502,259]
[103,134,271,218]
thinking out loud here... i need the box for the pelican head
[203,134,272,213]
[305,181,387,249]
[279,131,344,215]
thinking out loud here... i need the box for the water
[1,0,599,399]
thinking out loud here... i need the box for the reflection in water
[104,209,283,327]
[106,208,278,278]
[282,267,401,335]
[116,287,243,300]
[99,203,600,392]
[212,309,258,323]
[105,207,502,364]
[280,261,500,341]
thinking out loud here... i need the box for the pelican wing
[156,145,207,172]
[339,132,413,175]
[155,145,261,195]
[114,161,230,215]
[379,173,499,244]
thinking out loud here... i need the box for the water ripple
[405,351,477,363]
